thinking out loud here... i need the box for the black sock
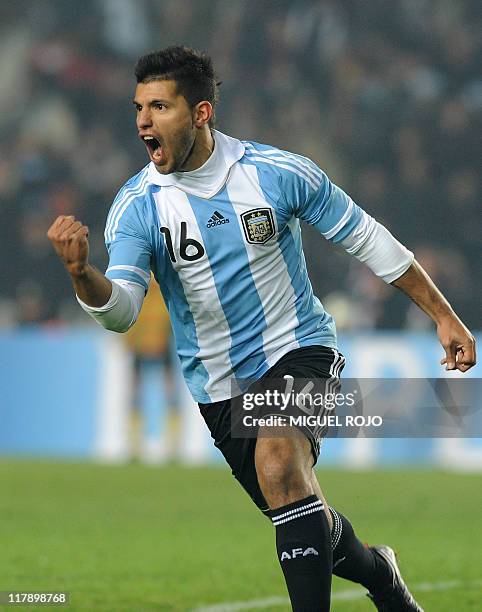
[329,507,390,592]
[270,495,332,612]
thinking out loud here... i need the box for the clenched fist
[47,215,90,277]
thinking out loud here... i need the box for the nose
[137,107,152,130]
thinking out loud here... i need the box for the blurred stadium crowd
[0,0,480,331]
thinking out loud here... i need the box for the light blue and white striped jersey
[104,130,365,402]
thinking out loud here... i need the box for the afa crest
[241,208,275,244]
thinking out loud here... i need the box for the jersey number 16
[160,222,205,263]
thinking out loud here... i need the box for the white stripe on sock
[271,499,323,523]
[272,505,324,526]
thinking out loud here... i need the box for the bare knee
[255,433,314,509]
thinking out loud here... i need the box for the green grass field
[0,461,480,611]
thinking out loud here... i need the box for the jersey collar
[146,130,245,198]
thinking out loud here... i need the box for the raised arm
[47,215,112,306]
[47,215,144,332]
[392,260,476,372]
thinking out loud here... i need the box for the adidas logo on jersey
[280,547,319,561]
[207,211,230,228]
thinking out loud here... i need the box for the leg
[255,426,314,507]
[311,470,332,531]
[255,427,332,612]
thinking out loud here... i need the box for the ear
[193,100,213,127]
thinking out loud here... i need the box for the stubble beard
[171,120,197,173]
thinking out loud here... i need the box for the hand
[437,315,476,373]
[47,215,90,277]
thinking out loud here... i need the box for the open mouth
[142,136,165,164]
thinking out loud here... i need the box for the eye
[154,103,167,110]
[134,104,142,112]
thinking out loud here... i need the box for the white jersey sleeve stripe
[107,173,149,242]
[246,152,322,187]
[322,198,355,239]
[245,145,324,176]
[244,143,324,184]
[341,210,376,254]
[244,147,322,189]
[106,265,151,285]
[108,176,148,242]
[105,172,149,242]
[105,169,148,237]
[243,155,320,190]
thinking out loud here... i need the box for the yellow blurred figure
[124,276,174,463]
[125,277,171,358]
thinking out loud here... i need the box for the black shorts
[198,345,345,514]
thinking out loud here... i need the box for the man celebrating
[48,46,475,611]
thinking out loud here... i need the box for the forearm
[76,279,145,333]
[67,244,142,333]
[71,264,113,307]
[47,215,144,332]
[391,259,475,370]
[341,214,453,323]
[331,204,475,370]
[391,260,455,324]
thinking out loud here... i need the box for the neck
[180,126,214,172]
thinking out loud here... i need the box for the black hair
[135,45,219,127]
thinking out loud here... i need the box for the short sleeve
[104,199,151,292]
[280,153,365,243]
